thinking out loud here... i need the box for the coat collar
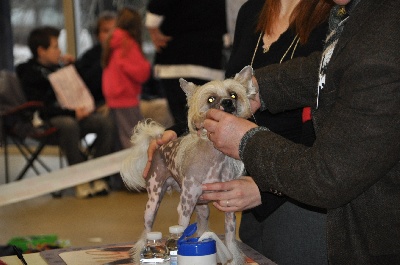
[331,0,384,60]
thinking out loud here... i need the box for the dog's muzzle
[220,99,236,114]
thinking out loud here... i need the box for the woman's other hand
[143,129,177,178]
[200,177,262,212]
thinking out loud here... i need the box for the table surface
[1,240,276,265]
[1,252,46,264]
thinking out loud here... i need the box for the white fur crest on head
[120,119,165,191]
[180,66,256,134]
[179,66,255,102]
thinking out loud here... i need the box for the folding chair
[0,70,63,183]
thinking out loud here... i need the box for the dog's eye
[230,92,237,100]
[208,96,215,103]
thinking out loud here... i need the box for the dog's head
[179,66,257,134]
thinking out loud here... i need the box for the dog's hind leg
[132,177,169,263]
[195,204,210,236]
[225,212,245,265]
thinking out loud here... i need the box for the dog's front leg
[225,212,245,265]
[178,181,202,228]
[195,204,210,235]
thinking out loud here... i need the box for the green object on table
[8,234,58,252]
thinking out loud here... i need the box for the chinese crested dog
[121,66,256,265]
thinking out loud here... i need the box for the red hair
[256,0,334,44]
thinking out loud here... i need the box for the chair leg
[3,131,10,184]
[13,140,42,176]
[15,140,50,181]
[4,131,63,194]
[9,136,53,181]
[18,140,52,173]
[59,147,64,169]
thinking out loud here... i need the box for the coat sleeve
[244,56,400,209]
[254,51,321,114]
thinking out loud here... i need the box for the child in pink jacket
[102,7,151,149]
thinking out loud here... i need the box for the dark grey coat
[244,0,400,264]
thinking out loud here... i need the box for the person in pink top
[102,7,151,149]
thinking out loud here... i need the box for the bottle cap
[169,225,184,234]
[178,238,216,256]
[178,223,197,245]
[146,231,162,240]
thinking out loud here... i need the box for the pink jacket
[102,28,151,108]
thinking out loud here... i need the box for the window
[11,0,64,65]
[11,0,153,67]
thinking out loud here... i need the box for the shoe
[51,191,63,198]
[75,183,94,199]
[92,179,110,196]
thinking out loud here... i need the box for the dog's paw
[226,241,245,265]
[131,232,147,263]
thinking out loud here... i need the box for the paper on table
[59,246,134,265]
[48,64,95,113]
[41,241,268,265]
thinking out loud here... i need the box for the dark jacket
[75,44,105,106]
[246,0,400,263]
[148,0,226,68]
[16,59,75,119]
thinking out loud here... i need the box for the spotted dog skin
[121,66,256,265]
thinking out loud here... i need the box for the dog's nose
[221,99,236,114]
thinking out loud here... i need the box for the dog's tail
[120,119,165,191]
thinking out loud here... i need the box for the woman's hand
[75,107,91,120]
[204,109,257,159]
[143,129,177,178]
[60,54,75,65]
[147,27,172,52]
[200,177,261,212]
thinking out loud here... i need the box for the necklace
[250,32,300,67]
[262,35,271,53]
[279,34,300,63]
[249,32,300,125]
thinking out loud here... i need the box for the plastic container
[177,237,217,265]
[177,223,217,265]
[165,225,184,265]
[140,231,170,264]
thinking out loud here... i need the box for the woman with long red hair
[224,0,334,264]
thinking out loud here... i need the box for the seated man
[16,26,113,198]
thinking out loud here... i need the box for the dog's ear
[234,66,258,97]
[179,78,196,99]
